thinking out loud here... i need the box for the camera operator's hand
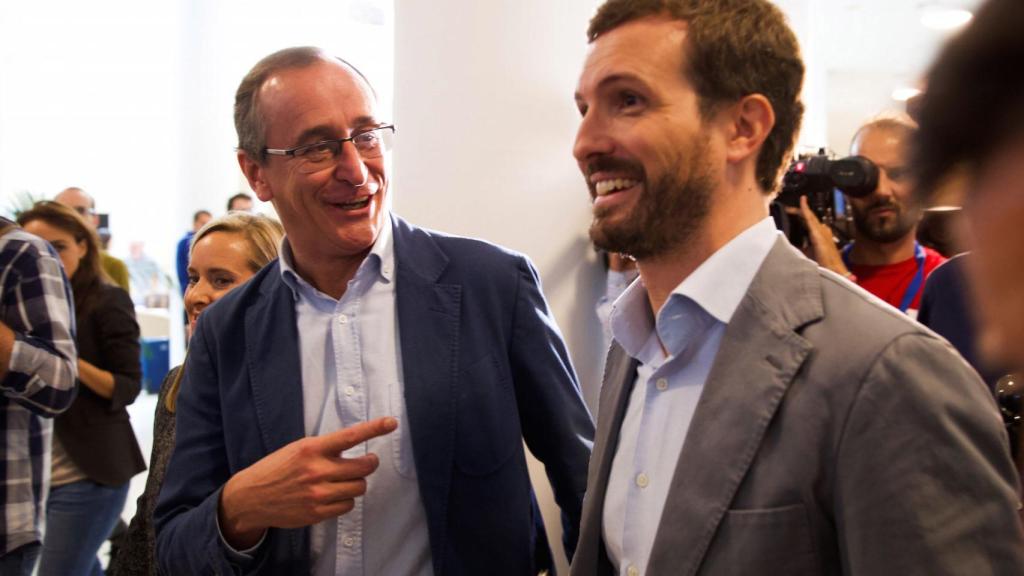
[799,196,854,280]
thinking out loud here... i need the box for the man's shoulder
[394,216,529,275]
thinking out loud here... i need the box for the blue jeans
[37,479,129,576]
[0,541,41,576]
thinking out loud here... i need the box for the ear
[237,151,273,202]
[724,94,775,165]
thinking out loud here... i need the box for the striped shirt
[0,224,77,554]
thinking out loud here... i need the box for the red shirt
[849,246,946,314]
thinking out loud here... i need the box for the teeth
[339,197,370,209]
[594,178,639,196]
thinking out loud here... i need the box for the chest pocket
[698,504,818,575]
[454,353,520,475]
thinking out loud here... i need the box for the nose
[184,279,212,315]
[573,111,615,166]
[333,141,370,186]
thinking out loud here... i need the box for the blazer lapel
[392,216,461,571]
[245,267,306,455]
[646,239,823,576]
[572,344,638,576]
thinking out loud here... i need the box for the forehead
[577,16,690,96]
[852,126,910,164]
[23,219,73,241]
[258,60,378,143]
[191,231,251,267]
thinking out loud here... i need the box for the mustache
[865,198,900,212]
[585,156,645,179]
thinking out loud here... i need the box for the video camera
[772,150,879,248]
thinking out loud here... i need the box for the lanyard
[843,241,926,313]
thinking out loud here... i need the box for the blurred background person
[801,116,945,318]
[110,212,283,576]
[54,187,130,293]
[225,192,254,213]
[175,210,212,298]
[0,217,77,576]
[912,0,1024,479]
[17,202,144,576]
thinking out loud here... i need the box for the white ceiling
[792,0,982,154]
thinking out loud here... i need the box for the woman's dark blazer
[55,283,146,486]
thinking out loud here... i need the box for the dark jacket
[55,283,145,486]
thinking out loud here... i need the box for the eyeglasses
[263,124,395,174]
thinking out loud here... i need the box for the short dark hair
[226,193,253,212]
[192,210,212,224]
[587,0,805,193]
[912,0,1024,201]
[234,46,377,161]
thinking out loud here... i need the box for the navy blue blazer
[154,215,594,575]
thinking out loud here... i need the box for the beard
[851,197,920,244]
[587,138,714,260]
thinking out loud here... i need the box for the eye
[187,273,199,286]
[617,91,645,111]
[211,274,237,289]
[295,141,338,161]
[353,131,381,151]
[887,167,908,182]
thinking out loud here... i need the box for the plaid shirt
[0,224,77,554]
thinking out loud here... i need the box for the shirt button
[627,566,639,576]
[655,378,668,391]
[344,386,355,397]
[342,536,355,547]
[636,473,649,488]
[338,314,348,324]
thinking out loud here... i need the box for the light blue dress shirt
[602,218,781,576]
[278,219,433,576]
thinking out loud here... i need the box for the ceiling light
[921,8,973,31]
[892,87,922,102]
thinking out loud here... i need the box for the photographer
[802,117,945,317]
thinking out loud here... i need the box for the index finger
[318,417,398,455]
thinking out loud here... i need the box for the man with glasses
[53,187,130,291]
[155,47,594,576]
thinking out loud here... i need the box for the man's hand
[217,417,399,549]
[798,196,853,278]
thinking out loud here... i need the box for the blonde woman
[110,212,283,576]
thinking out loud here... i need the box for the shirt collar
[279,213,395,302]
[609,217,780,359]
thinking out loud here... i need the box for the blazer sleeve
[154,315,269,575]
[834,332,1024,574]
[94,286,142,412]
[508,256,595,561]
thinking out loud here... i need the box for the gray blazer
[572,238,1024,576]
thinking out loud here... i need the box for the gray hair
[234,46,377,160]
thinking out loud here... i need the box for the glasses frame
[262,124,395,161]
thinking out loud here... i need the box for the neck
[290,246,368,300]
[850,231,917,266]
[638,192,768,317]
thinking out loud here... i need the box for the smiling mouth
[332,197,371,211]
[593,178,640,197]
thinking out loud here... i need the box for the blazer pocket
[700,504,818,575]
[454,353,519,476]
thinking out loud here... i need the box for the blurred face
[54,188,99,229]
[229,197,254,212]
[185,231,255,331]
[239,59,389,267]
[848,127,921,244]
[22,219,87,279]
[193,212,212,232]
[961,138,1024,367]
[573,17,718,260]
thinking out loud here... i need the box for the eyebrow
[575,72,650,103]
[293,115,381,145]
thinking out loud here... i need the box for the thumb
[318,417,398,455]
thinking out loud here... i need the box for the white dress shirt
[602,218,781,576]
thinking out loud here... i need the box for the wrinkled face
[848,127,921,244]
[241,60,389,265]
[22,219,87,280]
[961,138,1024,367]
[573,17,717,260]
[185,231,256,331]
